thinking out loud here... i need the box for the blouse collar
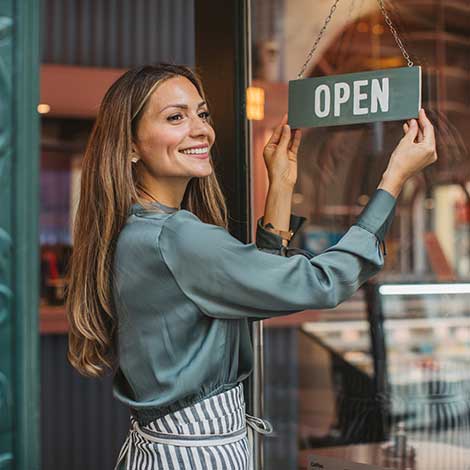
[129,199,180,215]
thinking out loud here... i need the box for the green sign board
[288,66,421,128]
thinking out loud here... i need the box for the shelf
[40,304,68,334]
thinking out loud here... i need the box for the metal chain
[376,0,414,67]
[297,0,342,79]
[296,0,414,80]
[332,0,359,67]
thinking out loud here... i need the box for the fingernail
[284,124,290,131]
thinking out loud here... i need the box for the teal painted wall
[0,3,15,468]
[0,1,40,469]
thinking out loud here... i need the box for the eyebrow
[159,101,207,114]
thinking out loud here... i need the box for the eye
[199,111,210,120]
[167,113,183,122]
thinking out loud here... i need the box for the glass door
[249,1,470,468]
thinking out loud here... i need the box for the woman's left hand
[263,114,302,189]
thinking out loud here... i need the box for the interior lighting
[358,194,369,206]
[372,24,384,35]
[357,22,369,33]
[37,104,51,114]
[379,284,470,296]
[246,86,265,121]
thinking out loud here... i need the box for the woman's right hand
[379,108,438,197]
[263,114,302,190]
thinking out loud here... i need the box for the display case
[301,281,470,449]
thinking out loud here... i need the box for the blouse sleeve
[158,189,396,320]
[255,213,307,256]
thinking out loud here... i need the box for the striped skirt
[114,383,272,470]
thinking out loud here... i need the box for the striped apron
[114,383,273,470]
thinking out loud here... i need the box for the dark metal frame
[194,0,264,466]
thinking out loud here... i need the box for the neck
[136,168,189,209]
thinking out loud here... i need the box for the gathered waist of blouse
[130,383,241,426]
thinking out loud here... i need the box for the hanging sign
[288,66,421,129]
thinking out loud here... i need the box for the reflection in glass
[251,1,470,468]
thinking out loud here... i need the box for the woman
[65,63,437,470]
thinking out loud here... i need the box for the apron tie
[245,413,273,470]
[245,413,273,435]
[114,428,132,470]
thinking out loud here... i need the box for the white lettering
[314,85,330,118]
[370,78,389,113]
[353,80,368,115]
[334,82,350,117]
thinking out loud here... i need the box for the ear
[131,141,139,154]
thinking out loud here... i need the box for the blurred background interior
[35,0,470,469]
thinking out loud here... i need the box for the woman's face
[133,75,215,180]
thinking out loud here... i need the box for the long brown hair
[66,64,228,377]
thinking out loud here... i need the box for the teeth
[181,147,208,155]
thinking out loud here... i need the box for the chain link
[376,0,414,67]
[296,0,414,80]
[297,0,342,79]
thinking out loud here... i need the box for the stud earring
[130,152,140,164]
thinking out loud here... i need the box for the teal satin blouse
[111,189,396,425]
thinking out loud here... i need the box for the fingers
[414,117,424,142]
[418,108,436,146]
[404,118,423,142]
[266,122,284,146]
[418,126,424,142]
[278,124,291,151]
[289,129,302,154]
[403,119,418,142]
[265,114,289,146]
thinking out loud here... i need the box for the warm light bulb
[37,104,51,114]
[358,194,369,206]
[246,87,265,121]
[372,24,384,35]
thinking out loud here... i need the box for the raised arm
[158,189,395,321]
[158,109,437,321]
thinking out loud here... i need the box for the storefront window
[250,1,470,468]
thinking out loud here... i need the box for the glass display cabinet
[301,281,470,450]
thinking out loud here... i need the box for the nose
[189,113,209,137]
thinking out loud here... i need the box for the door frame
[194,1,265,468]
[0,0,41,468]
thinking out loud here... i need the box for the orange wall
[40,64,127,118]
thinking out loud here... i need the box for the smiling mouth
[180,147,209,155]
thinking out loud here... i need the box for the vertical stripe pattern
[41,0,195,68]
[117,383,250,470]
